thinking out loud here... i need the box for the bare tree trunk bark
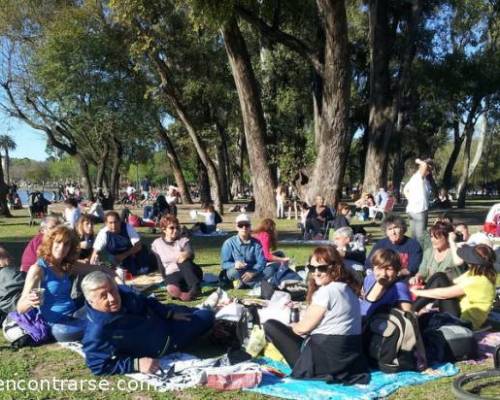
[467,113,487,179]
[151,54,223,214]
[222,17,276,218]
[362,0,394,194]
[109,137,123,205]
[76,154,94,201]
[307,0,351,207]
[95,142,109,190]
[157,123,193,204]
[441,118,465,191]
[456,108,483,208]
[215,121,230,203]
[0,156,11,217]
[198,156,211,205]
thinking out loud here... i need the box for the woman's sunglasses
[306,264,330,274]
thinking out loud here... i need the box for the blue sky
[0,117,48,161]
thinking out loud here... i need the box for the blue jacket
[82,286,176,375]
[220,235,266,273]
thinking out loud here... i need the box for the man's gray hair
[40,214,60,230]
[334,226,354,239]
[81,271,115,300]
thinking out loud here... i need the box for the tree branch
[235,5,324,76]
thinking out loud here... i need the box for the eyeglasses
[306,264,330,274]
[237,223,251,229]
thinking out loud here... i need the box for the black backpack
[364,308,426,373]
[420,312,478,363]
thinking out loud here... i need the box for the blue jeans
[225,264,279,287]
[408,211,428,244]
[143,205,154,220]
[49,315,87,342]
[166,306,214,351]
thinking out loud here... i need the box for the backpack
[2,309,51,349]
[420,312,478,363]
[364,308,426,373]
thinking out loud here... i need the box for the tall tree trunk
[95,142,109,189]
[76,154,93,201]
[362,0,394,194]
[215,121,230,203]
[4,149,10,185]
[467,113,487,180]
[456,112,483,208]
[221,17,276,218]
[0,156,11,217]
[109,137,123,204]
[441,118,465,190]
[231,128,246,198]
[308,0,351,206]
[197,156,211,205]
[150,52,222,214]
[157,123,193,204]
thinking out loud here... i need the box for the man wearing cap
[404,158,434,243]
[220,214,268,288]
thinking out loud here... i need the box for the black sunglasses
[237,222,251,228]
[306,264,330,274]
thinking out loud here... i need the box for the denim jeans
[408,211,428,244]
[225,263,279,287]
[143,205,154,220]
[49,314,87,342]
[166,306,215,351]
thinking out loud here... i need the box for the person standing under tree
[404,159,434,243]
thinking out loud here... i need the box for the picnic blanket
[58,342,260,391]
[247,357,459,400]
[465,331,500,365]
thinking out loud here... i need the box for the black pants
[305,218,323,235]
[264,319,304,367]
[165,259,203,292]
[412,272,461,316]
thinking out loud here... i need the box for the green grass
[0,200,498,399]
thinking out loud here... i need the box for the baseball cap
[235,214,250,225]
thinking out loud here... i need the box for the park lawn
[0,201,498,400]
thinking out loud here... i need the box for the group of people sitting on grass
[0,207,498,383]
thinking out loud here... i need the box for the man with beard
[360,249,413,318]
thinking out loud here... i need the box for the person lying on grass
[81,271,214,375]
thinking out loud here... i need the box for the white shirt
[198,211,216,226]
[93,224,140,251]
[310,281,361,336]
[64,207,81,229]
[126,186,136,196]
[404,172,431,214]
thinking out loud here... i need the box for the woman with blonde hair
[17,226,111,342]
[263,246,368,383]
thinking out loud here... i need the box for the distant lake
[17,190,55,206]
